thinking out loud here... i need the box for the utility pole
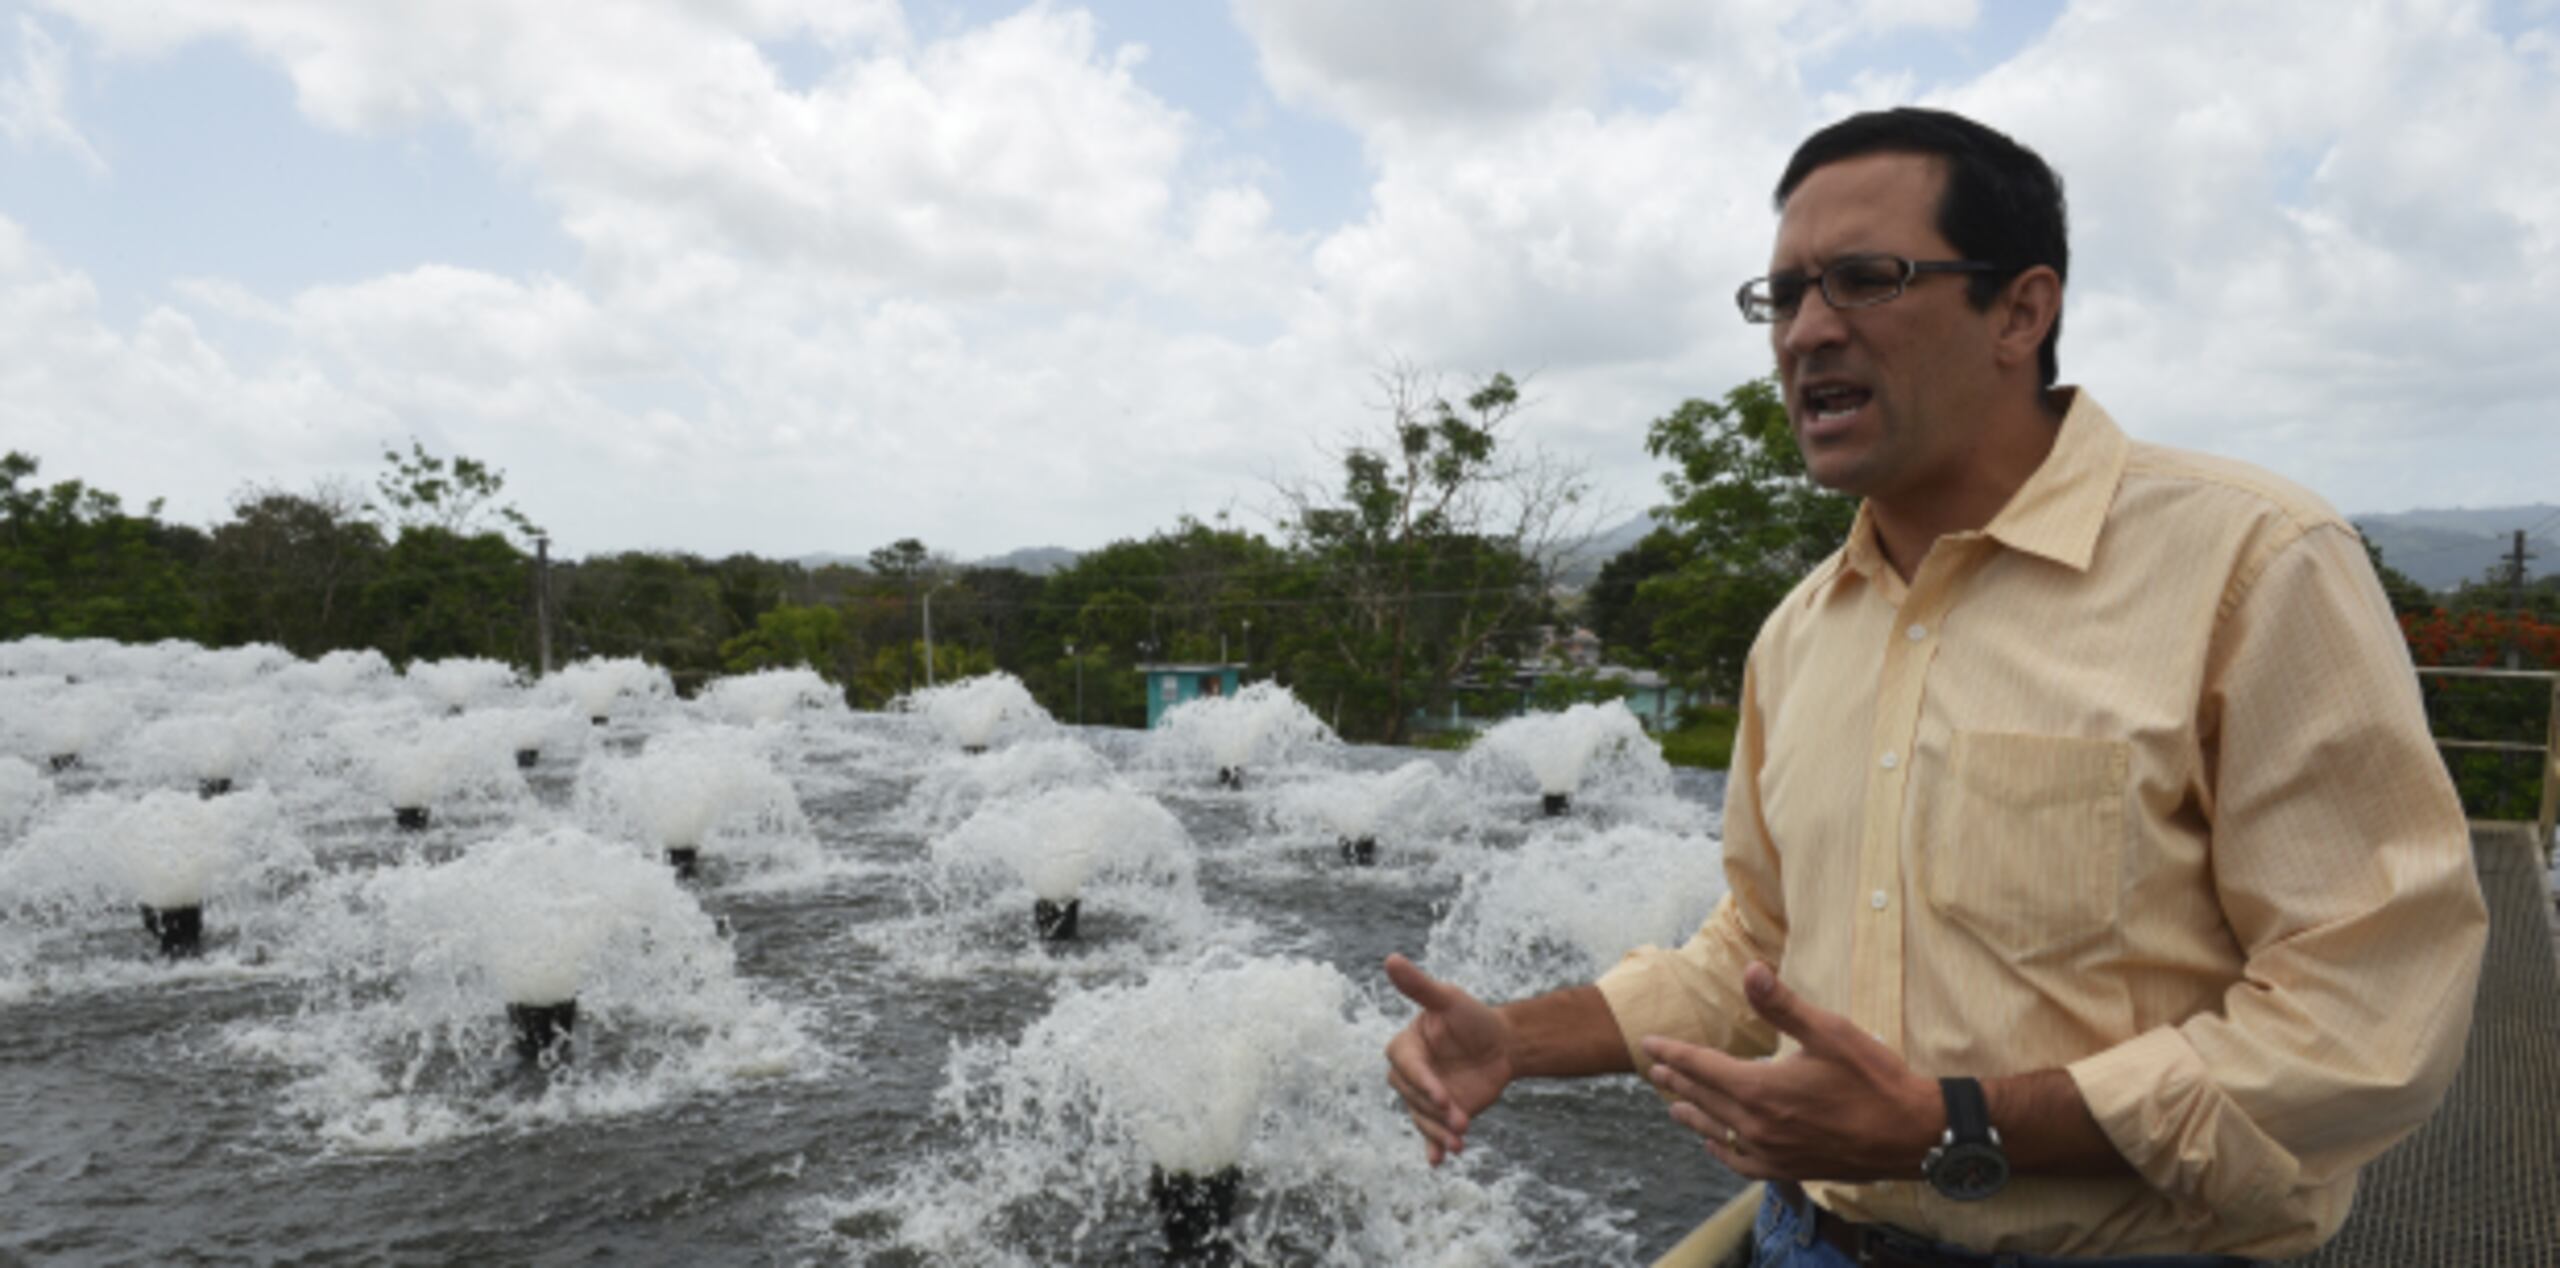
[922,588,937,688]
[1067,640,1083,726]
[2507,529,2535,670]
[533,536,554,677]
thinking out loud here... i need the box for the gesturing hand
[1381,953,1514,1167]
[1641,962,1941,1181]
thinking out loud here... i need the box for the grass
[1654,707,1738,770]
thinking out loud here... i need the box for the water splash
[226,826,820,1151]
[1420,823,1726,1002]
[276,648,399,696]
[1460,701,1672,805]
[0,785,315,980]
[1266,760,1468,851]
[576,729,817,874]
[697,668,841,726]
[0,755,49,838]
[405,657,523,713]
[822,951,1586,1264]
[901,672,1054,751]
[931,786,1193,906]
[546,657,674,722]
[896,737,1122,835]
[1147,681,1339,783]
[353,716,533,815]
[125,705,281,789]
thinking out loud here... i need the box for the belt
[1771,1182,2256,1268]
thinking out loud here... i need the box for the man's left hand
[1641,962,1943,1181]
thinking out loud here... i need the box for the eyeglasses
[1736,253,2015,324]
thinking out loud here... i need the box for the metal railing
[2415,666,2559,854]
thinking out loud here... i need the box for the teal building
[1135,662,1247,729]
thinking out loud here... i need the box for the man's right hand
[1382,953,1515,1166]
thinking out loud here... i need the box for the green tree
[0,451,203,641]
[375,438,544,543]
[1584,524,1686,669]
[1276,367,1591,742]
[719,602,855,679]
[200,480,387,655]
[1639,377,1856,701]
[362,526,530,664]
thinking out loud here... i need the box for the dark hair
[1775,107,2068,387]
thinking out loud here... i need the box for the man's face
[1768,152,2001,502]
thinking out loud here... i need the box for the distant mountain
[790,546,1085,575]
[2351,505,2560,594]
[1554,511,1662,587]
[972,545,1082,575]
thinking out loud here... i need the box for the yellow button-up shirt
[1597,390,2486,1259]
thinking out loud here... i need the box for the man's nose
[1779,287,1849,359]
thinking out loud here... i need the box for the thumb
[1743,961,1821,1043]
[1385,953,1468,1013]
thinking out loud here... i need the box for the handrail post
[2539,677,2558,861]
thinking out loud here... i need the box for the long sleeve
[2066,522,2487,1214]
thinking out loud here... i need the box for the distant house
[1134,661,1246,729]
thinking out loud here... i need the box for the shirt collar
[1980,387,2126,572]
[1805,387,2128,604]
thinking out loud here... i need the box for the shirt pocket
[1922,731,2127,963]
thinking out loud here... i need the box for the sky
[2,0,2556,563]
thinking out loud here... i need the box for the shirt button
[1906,623,1928,642]
[1879,751,1899,770]
[1870,890,1890,910]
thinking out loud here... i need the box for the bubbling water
[547,656,673,723]
[1148,681,1339,784]
[276,648,398,696]
[576,729,816,873]
[830,951,1580,1263]
[697,668,841,726]
[897,737,1122,835]
[902,672,1054,751]
[1420,823,1726,1002]
[125,705,280,790]
[405,657,523,713]
[1461,701,1674,805]
[0,785,314,963]
[932,786,1193,906]
[0,755,50,837]
[1265,760,1468,856]
[355,715,533,816]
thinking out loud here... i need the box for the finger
[1646,1054,1755,1137]
[1668,1101,1771,1179]
[1742,961,1835,1050]
[1404,1102,1464,1160]
[1385,1033,1459,1128]
[1385,1057,1453,1126]
[1641,1034,1756,1099]
[1384,953,1465,1013]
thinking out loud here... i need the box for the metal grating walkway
[2296,824,2560,1267]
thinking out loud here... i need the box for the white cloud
[0,14,105,173]
[4,0,2555,564]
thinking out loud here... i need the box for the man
[1383,107,2486,1265]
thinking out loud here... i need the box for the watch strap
[1940,1076,1991,1145]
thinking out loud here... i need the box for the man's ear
[1993,266,2062,372]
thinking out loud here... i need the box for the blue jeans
[1749,1187,2262,1267]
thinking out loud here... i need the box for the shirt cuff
[1595,946,1707,1081]
[2067,1025,2300,1214]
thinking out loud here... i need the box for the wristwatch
[1922,1076,2009,1201]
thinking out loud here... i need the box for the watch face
[1929,1141,2009,1202]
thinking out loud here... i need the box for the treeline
[2,371,1611,742]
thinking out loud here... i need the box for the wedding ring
[1725,1126,1742,1150]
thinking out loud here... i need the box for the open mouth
[1801,382,1871,423]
